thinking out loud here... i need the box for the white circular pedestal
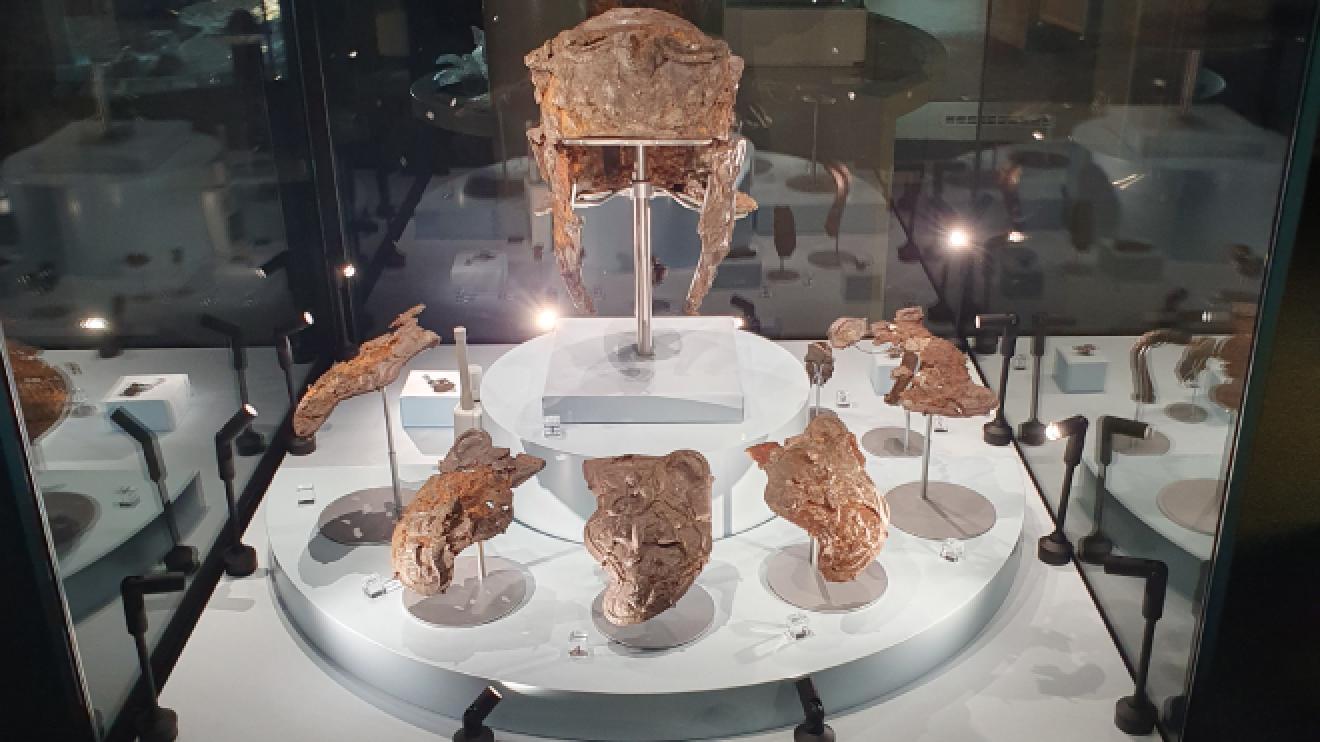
[267,442,1026,741]
[404,556,533,627]
[887,482,998,541]
[1157,478,1224,535]
[481,329,810,542]
[317,486,409,546]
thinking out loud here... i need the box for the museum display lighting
[453,686,503,742]
[1078,415,1153,563]
[946,226,971,250]
[1038,414,1088,565]
[974,313,1019,446]
[216,404,260,577]
[79,316,108,331]
[535,306,559,332]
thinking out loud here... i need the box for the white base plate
[542,317,745,424]
[403,556,532,627]
[592,585,717,650]
[763,543,889,613]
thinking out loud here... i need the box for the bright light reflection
[733,316,746,329]
[303,311,315,326]
[947,228,971,250]
[1046,423,1062,441]
[341,264,356,278]
[535,307,559,332]
[1008,230,1027,244]
[79,316,109,331]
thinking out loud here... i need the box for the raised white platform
[541,317,745,424]
[267,448,1025,740]
[486,327,808,542]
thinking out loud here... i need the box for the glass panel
[973,2,1311,739]
[0,0,314,731]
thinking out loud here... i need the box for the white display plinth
[541,317,745,424]
[484,328,807,541]
[399,370,461,428]
[870,352,902,396]
[103,374,190,431]
[1052,347,1108,394]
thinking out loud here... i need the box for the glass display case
[3,1,1319,741]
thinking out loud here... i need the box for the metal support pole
[920,413,934,500]
[381,388,403,517]
[904,410,911,452]
[632,144,654,357]
[1028,353,1042,423]
[477,540,488,585]
[808,537,818,569]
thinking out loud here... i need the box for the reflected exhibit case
[4,1,1320,741]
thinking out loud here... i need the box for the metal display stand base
[317,487,407,545]
[592,585,716,650]
[763,542,888,613]
[1115,430,1173,456]
[861,426,925,458]
[1164,402,1209,424]
[887,482,997,540]
[1156,478,1223,535]
[403,555,532,627]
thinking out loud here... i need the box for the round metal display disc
[43,490,99,556]
[1157,479,1224,535]
[1164,402,1209,424]
[403,556,532,627]
[592,585,716,650]
[786,173,838,194]
[1114,430,1173,457]
[317,486,410,546]
[887,481,997,540]
[763,542,888,613]
[861,426,926,458]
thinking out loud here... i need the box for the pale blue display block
[1051,347,1108,394]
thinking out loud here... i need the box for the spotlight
[733,316,746,329]
[453,686,503,742]
[1032,130,1045,140]
[793,676,835,742]
[121,573,187,742]
[79,316,109,331]
[216,405,260,577]
[1007,230,1027,244]
[341,263,356,279]
[256,251,289,279]
[535,307,559,332]
[302,311,315,326]
[275,313,317,456]
[974,313,1019,446]
[1078,415,1152,563]
[947,227,971,250]
[1103,555,1168,735]
[1038,414,1088,566]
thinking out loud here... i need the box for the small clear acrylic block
[835,390,852,408]
[543,414,563,438]
[568,629,590,659]
[786,612,812,640]
[939,538,966,563]
[296,484,316,505]
[361,573,402,599]
[115,485,141,508]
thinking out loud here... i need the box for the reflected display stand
[764,541,888,613]
[592,585,716,650]
[403,545,532,627]
[317,388,411,545]
[1156,479,1224,535]
[887,414,997,540]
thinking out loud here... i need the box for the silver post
[904,410,911,452]
[920,413,934,501]
[380,388,403,517]
[808,537,818,569]
[808,97,820,179]
[477,540,488,584]
[632,144,654,357]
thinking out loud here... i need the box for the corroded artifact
[1175,337,1221,384]
[1129,328,1191,405]
[1210,304,1255,411]
[6,341,69,439]
[870,308,998,417]
[392,431,545,596]
[293,305,440,437]
[748,415,889,581]
[828,317,868,349]
[583,450,713,625]
[525,8,753,315]
[804,341,834,385]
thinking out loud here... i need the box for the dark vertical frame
[1182,12,1320,741]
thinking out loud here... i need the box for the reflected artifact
[294,305,440,437]
[828,317,868,349]
[7,341,70,439]
[870,308,998,417]
[1210,304,1255,411]
[1129,328,1191,405]
[583,450,713,625]
[1175,337,1220,384]
[748,415,890,581]
[391,431,546,596]
[525,8,753,315]
[804,341,835,385]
